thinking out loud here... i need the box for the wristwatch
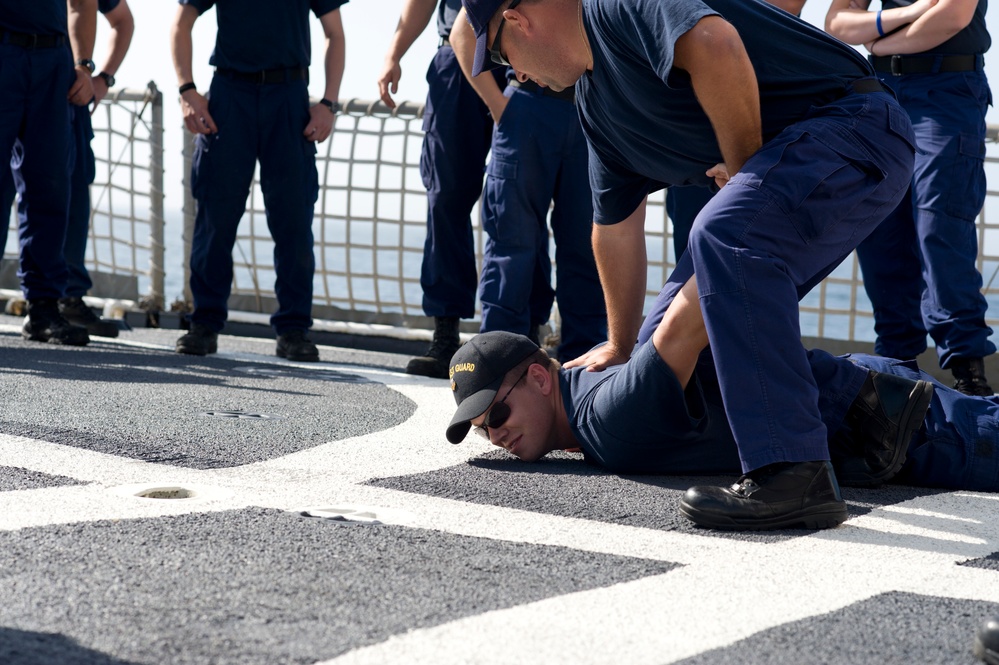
[318,98,340,115]
[97,71,115,88]
[77,58,96,74]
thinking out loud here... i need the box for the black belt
[848,78,886,95]
[870,54,983,76]
[215,67,308,84]
[509,79,576,104]
[0,29,67,49]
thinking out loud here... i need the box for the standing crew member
[826,0,995,396]
[449,9,606,362]
[171,0,347,361]
[1,0,98,346]
[379,0,506,379]
[460,0,916,530]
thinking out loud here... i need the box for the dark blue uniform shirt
[437,0,463,38]
[0,0,68,35]
[563,341,741,475]
[180,0,347,71]
[577,0,875,224]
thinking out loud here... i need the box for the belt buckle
[890,54,903,76]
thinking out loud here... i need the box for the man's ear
[529,362,553,395]
[503,6,531,38]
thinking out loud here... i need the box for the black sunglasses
[489,0,523,68]
[473,365,530,439]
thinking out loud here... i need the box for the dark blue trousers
[478,85,606,361]
[808,349,999,492]
[639,88,915,473]
[0,43,74,300]
[2,106,96,297]
[189,74,319,335]
[856,68,994,367]
[665,184,713,260]
[418,47,501,319]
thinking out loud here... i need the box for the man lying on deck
[444,330,998,530]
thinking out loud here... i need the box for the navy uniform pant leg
[2,44,74,300]
[0,154,14,255]
[479,87,556,340]
[858,71,994,367]
[64,104,95,298]
[189,76,259,332]
[839,353,999,492]
[257,79,318,334]
[683,92,914,472]
[548,98,606,361]
[418,47,498,319]
[665,185,714,259]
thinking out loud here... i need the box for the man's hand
[378,59,401,108]
[706,163,730,190]
[92,75,110,106]
[304,103,335,143]
[563,342,631,372]
[180,90,217,134]
[68,66,95,106]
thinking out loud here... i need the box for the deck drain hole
[136,486,197,500]
[199,410,285,420]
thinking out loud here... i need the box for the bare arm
[170,4,216,134]
[563,199,648,371]
[67,0,98,106]
[870,0,978,55]
[674,16,761,181]
[825,0,938,45]
[378,0,438,108]
[303,8,345,143]
[651,276,708,388]
[92,0,134,103]
[450,8,508,121]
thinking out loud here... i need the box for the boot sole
[839,380,934,488]
[678,500,848,531]
[276,349,319,362]
[176,343,217,356]
[22,328,89,346]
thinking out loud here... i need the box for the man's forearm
[99,1,134,77]
[676,17,762,177]
[593,202,649,356]
[321,10,346,102]
[450,9,506,112]
[872,0,977,54]
[68,0,98,62]
[385,0,438,64]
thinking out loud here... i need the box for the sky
[110,0,999,216]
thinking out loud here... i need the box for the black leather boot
[176,323,218,356]
[406,317,460,379]
[58,297,120,338]
[951,357,993,397]
[679,461,848,531]
[830,369,934,488]
[22,298,90,346]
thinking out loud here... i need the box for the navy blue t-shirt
[577,0,875,224]
[180,0,348,71]
[437,0,463,39]
[100,0,121,15]
[0,0,68,35]
[883,0,990,55]
[562,341,741,475]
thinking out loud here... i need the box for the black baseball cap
[461,0,507,76]
[445,331,540,443]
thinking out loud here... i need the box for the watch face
[100,72,115,87]
[78,59,95,73]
